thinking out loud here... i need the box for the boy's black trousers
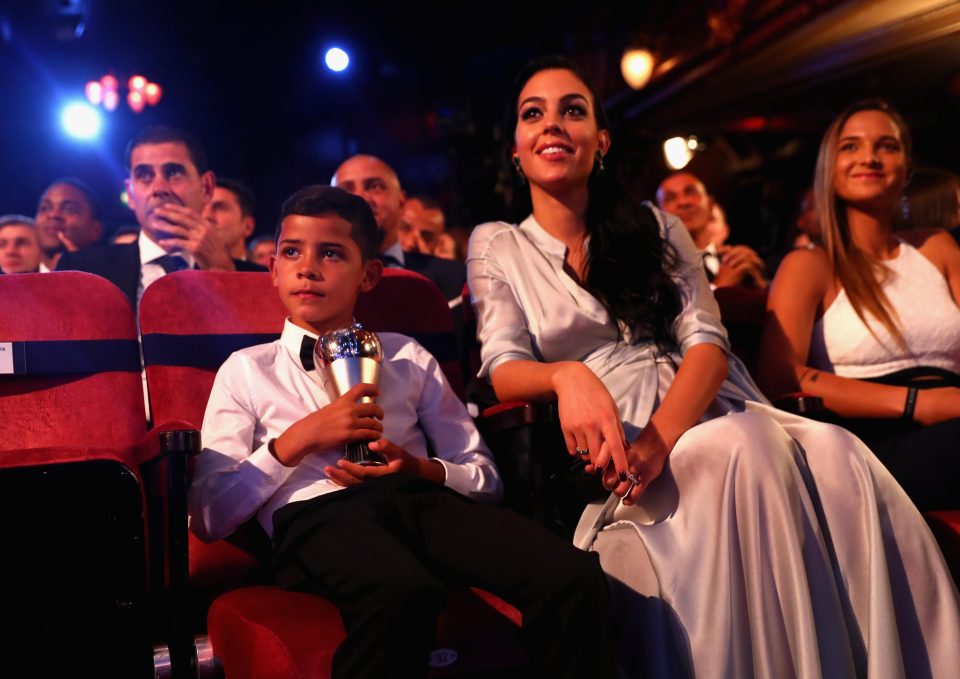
[272,473,615,679]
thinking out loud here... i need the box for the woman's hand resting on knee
[551,362,630,479]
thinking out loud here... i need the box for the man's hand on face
[152,203,235,271]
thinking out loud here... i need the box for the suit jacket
[57,244,266,307]
[402,251,466,302]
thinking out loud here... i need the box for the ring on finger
[575,447,590,457]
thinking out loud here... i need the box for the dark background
[2,0,959,255]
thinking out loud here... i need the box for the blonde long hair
[813,100,911,347]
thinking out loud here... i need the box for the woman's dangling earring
[512,155,526,184]
[595,149,605,174]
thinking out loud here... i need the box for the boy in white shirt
[188,185,613,679]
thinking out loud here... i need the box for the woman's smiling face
[833,109,908,210]
[513,68,609,193]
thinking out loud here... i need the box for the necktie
[154,254,189,274]
[300,335,317,371]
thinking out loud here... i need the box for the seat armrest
[136,423,202,676]
[481,401,558,432]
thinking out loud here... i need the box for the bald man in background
[656,171,766,289]
[332,155,465,302]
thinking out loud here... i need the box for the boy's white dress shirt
[189,318,502,541]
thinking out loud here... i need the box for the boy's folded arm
[189,440,296,542]
[412,343,504,504]
[189,356,297,543]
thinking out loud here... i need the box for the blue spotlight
[61,101,101,140]
[324,47,350,72]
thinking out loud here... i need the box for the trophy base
[344,441,386,466]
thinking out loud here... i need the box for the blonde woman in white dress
[760,101,960,512]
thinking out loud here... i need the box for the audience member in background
[34,177,104,271]
[760,100,960,511]
[0,215,42,274]
[656,171,766,288]
[203,177,261,264]
[705,202,730,248]
[399,195,445,255]
[57,125,261,306]
[792,187,822,249]
[470,55,960,677]
[111,225,140,245]
[433,232,459,260]
[902,166,960,245]
[332,155,466,302]
[247,234,275,268]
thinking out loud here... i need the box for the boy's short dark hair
[125,125,208,174]
[217,177,256,216]
[277,185,381,260]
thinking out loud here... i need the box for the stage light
[100,75,118,92]
[128,75,147,92]
[663,136,693,170]
[128,90,145,113]
[324,47,349,72]
[144,82,162,106]
[84,80,103,105]
[621,48,655,90]
[61,102,101,140]
[103,90,119,111]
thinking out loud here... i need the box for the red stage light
[101,75,118,92]
[129,75,147,92]
[84,81,103,105]
[127,90,145,113]
[144,82,162,106]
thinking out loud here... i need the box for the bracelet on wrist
[902,386,918,421]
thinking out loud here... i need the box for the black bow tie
[300,335,317,371]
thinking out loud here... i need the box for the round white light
[663,137,693,170]
[621,49,655,90]
[61,102,102,140]
[325,47,350,72]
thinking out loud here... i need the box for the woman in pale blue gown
[467,55,960,678]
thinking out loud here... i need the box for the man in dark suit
[58,125,263,306]
[331,155,465,302]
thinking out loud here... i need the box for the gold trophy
[315,322,385,465]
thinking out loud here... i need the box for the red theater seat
[139,269,526,678]
[0,272,186,677]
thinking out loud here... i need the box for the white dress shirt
[189,319,502,541]
[380,240,406,268]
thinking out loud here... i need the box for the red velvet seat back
[139,271,287,428]
[356,268,465,399]
[0,272,146,450]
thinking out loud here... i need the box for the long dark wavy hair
[506,55,682,351]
